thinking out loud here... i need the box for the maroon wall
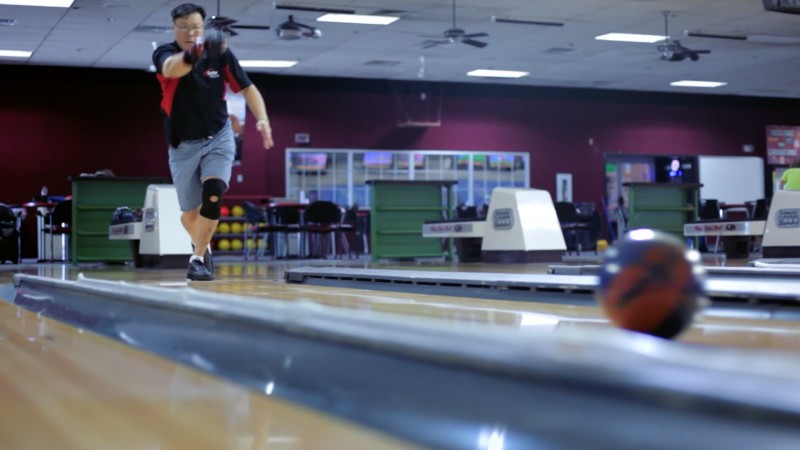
[3,65,799,257]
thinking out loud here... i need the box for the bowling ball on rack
[231,205,245,217]
[220,206,231,217]
[230,238,243,251]
[217,238,231,251]
[596,229,705,340]
[110,206,139,225]
[217,222,231,234]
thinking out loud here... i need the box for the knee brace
[200,178,227,220]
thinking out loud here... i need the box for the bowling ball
[220,206,231,217]
[217,222,231,234]
[246,239,256,249]
[111,206,139,225]
[231,205,245,217]
[596,239,609,252]
[203,28,226,59]
[230,222,243,234]
[596,229,705,339]
[217,238,231,251]
[230,238,244,251]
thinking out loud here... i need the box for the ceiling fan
[276,15,322,40]
[657,11,710,61]
[421,0,489,49]
[206,0,271,36]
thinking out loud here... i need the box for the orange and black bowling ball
[596,229,705,339]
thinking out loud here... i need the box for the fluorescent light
[467,69,529,79]
[239,60,298,68]
[317,13,398,25]
[0,0,74,6]
[595,33,665,43]
[670,80,728,88]
[0,49,32,58]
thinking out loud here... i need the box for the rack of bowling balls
[212,204,266,253]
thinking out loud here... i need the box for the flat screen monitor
[364,151,393,170]
[293,153,328,172]
[457,155,486,169]
[395,154,425,169]
[654,156,697,183]
[488,155,516,170]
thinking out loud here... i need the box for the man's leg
[185,177,227,280]
[181,207,218,258]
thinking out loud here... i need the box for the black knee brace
[200,178,227,220]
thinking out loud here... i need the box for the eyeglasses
[175,25,204,34]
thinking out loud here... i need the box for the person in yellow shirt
[780,160,800,191]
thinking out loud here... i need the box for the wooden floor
[5,256,796,351]
[0,300,418,450]
[2,254,800,448]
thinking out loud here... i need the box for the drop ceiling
[2,0,800,98]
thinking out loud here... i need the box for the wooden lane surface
[0,301,419,450]
[187,277,800,351]
[5,259,800,352]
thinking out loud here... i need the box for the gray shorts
[168,121,235,211]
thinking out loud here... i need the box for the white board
[698,156,765,204]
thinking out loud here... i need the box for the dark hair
[171,3,205,22]
[793,159,800,169]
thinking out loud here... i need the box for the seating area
[242,200,355,261]
[692,198,769,257]
[554,201,600,252]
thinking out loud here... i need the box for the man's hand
[183,38,204,65]
[204,29,228,59]
[256,120,274,149]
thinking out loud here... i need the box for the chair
[695,199,722,253]
[302,201,349,258]
[270,204,303,258]
[455,205,478,219]
[750,198,768,220]
[43,200,71,262]
[698,199,721,220]
[242,201,277,260]
[554,201,593,252]
[342,205,364,258]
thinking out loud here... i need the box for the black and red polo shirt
[152,42,252,148]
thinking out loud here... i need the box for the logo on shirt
[203,69,220,79]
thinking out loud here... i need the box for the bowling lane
[0,300,418,450]
[12,272,800,450]
[197,275,800,351]
[5,260,800,353]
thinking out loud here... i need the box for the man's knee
[200,178,228,220]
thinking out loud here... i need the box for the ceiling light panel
[317,14,398,25]
[0,0,73,6]
[595,33,666,43]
